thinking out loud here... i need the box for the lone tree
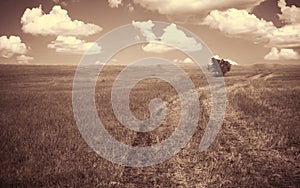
[208,57,232,76]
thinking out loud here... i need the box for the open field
[0,64,299,187]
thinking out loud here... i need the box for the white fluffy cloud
[264,48,300,60]
[202,7,300,49]
[108,0,123,8]
[133,21,202,53]
[142,43,174,53]
[278,0,300,24]
[266,24,300,48]
[95,60,104,65]
[48,36,101,54]
[21,5,102,36]
[132,0,265,15]
[127,4,135,12]
[183,57,193,63]
[159,23,202,51]
[16,55,34,64]
[173,57,194,63]
[203,8,275,42]
[0,36,28,58]
[265,1,300,48]
[132,20,156,41]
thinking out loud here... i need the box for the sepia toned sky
[0,0,299,65]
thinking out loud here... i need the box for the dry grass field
[0,63,299,187]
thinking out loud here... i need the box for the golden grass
[0,64,299,187]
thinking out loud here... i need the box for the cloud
[173,59,179,63]
[48,36,101,54]
[127,4,135,12]
[95,60,104,65]
[278,0,300,24]
[0,36,28,58]
[142,43,174,53]
[111,58,118,62]
[16,55,34,64]
[132,0,265,15]
[264,47,300,60]
[132,20,156,41]
[182,57,193,63]
[172,57,194,63]
[108,0,123,8]
[265,1,300,48]
[133,21,202,53]
[202,8,300,49]
[226,59,239,65]
[266,24,300,48]
[202,8,275,42]
[21,5,102,36]
[159,23,202,51]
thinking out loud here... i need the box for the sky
[0,0,299,65]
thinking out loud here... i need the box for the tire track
[117,71,274,185]
[118,94,182,186]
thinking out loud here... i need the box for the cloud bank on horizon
[0,36,28,58]
[264,47,300,60]
[16,55,34,64]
